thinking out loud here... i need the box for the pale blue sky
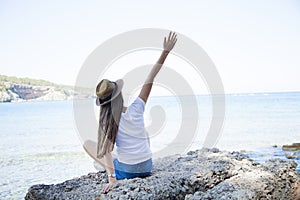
[0,0,299,93]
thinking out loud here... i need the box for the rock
[25,148,300,200]
[294,181,300,200]
[0,89,11,102]
[283,143,300,151]
[0,83,73,102]
[285,151,300,159]
[282,143,300,160]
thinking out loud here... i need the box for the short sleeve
[127,97,145,115]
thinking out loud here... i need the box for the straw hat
[96,79,124,106]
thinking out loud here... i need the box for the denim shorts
[113,158,152,180]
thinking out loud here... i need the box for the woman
[95,31,177,193]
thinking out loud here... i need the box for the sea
[0,92,299,199]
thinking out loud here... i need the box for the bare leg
[83,140,107,170]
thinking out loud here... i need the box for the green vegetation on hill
[0,74,73,90]
[0,74,55,86]
[0,82,4,91]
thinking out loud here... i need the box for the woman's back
[116,97,152,164]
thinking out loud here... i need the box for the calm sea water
[0,92,299,199]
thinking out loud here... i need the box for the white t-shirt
[116,97,152,164]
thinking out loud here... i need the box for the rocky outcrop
[25,148,300,200]
[0,74,90,102]
[283,143,300,159]
[0,83,73,102]
[0,75,95,102]
[283,143,300,151]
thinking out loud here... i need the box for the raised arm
[139,31,177,103]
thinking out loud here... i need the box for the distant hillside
[0,75,91,102]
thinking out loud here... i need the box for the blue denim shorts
[113,158,152,180]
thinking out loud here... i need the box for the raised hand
[163,31,177,52]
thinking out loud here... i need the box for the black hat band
[99,82,118,104]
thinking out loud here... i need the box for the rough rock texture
[25,148,300,200]
[283,143,300,151]
[0,75,93,102]
[0,83,92,102]
[0,83,73,102]
[283,143,300,159]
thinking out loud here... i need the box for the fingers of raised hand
[163,31,177,51]
[169,32,177,47]
[171,32,177,41]
[168,31,172,41]
[167,31,176,41]
[171,38,177,49]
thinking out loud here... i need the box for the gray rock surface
[25,148,300,200]
[283,143,300,159]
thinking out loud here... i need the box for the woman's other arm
[100,152,117,193]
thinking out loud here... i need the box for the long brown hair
[97,93,123,158]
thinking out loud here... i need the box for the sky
[0,0,299,94]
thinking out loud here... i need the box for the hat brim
[96,79,124,106]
